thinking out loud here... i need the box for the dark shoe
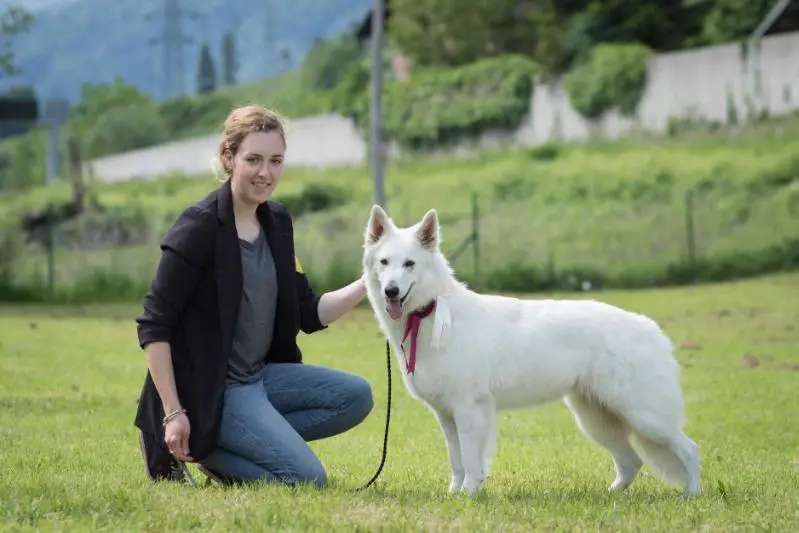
[138,429,190,483]
[198,464,240,487]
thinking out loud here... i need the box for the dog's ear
[416,209,439,250]
[366,204,392,244]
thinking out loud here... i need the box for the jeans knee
[290,461,327,488]
[350,376,374,422]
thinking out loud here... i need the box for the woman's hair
[211,104,287,181]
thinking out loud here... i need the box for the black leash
[353,339,392,491]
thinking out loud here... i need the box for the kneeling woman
[134,104,373,486]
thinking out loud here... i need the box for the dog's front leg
[452,399,493,495]
[432,408,464,492]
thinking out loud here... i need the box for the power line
[145,0,200,99]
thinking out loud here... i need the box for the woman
[134,104,373,487]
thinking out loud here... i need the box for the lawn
[1,272,798,531]
[3,132,799,299]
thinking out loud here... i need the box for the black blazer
[134,179,327,461]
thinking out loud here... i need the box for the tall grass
[2,132,798,302]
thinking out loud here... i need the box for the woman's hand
[317,277,368,326]
[164,413,194,462]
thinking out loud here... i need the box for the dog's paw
[459,476,482,496]
[608,477,633,492]
[448,476,464,493]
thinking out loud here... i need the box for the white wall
[519,30,799,145]
[86,31,799,183]
[87,114,367,182]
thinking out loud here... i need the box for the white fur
[361,205,701,497]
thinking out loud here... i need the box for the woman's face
[230,130,285,206]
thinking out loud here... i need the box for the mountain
[0,0,76,11]
[1,0,372,104]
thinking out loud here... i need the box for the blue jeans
[199,363,373,487]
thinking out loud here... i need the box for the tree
[699,0,774,45]
[220,32,238,86]
[0,4,33,78]
[66,76,158,151]
[387,0,716,76]
[387,0,551,67]
[301,34,363,91]
[197,43,217,94]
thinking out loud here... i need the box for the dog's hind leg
[451,396,494,495]
[564,393,643,492]
[624,413,701,497]
[431,407,465,493]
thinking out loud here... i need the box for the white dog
[361,205,701,497]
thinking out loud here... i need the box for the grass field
[3,127,799,299]
[1,273,798,531]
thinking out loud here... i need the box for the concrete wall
[87,114,367,182]
[86,31,799,183]
[518,30,799,145]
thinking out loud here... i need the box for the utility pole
[370,0,385,208]
[146,0,199,99]
[264,2,279,77]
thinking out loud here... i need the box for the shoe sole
[198,464,235,486]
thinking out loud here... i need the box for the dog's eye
[380,258,388,266]
[403,260,415,268]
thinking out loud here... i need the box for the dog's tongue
[386,298,403,320]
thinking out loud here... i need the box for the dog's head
[363,205,446,321]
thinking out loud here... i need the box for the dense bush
[2,126,798,303]
[274,183,350,218]
[328,59,371,122]
[349,54,541,149]
[565,43,653,119]
[477,238,799,294]
[157,92,236,139]
[84,103,170,159]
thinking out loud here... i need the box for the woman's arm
[137,207,212,349]
[143,341,183,416]
[317,276,367,326]
[135,206,211,461]
[144,341,193,461]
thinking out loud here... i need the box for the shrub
[365,54,541,149]
[273,183,349,218]
[158,92,236,139]
[565,43,653,119]
[84,103,170,158]
[329,60,371,121]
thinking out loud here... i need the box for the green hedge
[565,42,653,119]
[337,54,541,150]
[477,237,799,294]
[2,235,796,304]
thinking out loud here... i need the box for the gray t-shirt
[226,230,278,387]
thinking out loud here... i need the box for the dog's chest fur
[388,319,465,409]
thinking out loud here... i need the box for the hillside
[0,0,74,11]
[1,115,797,301]
[1,0,371,102]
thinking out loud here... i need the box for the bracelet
[162,408,187,426]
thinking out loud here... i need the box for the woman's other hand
[164,413,194,462]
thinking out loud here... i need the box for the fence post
[471,192,480,277]
[684,189,696,264]
[45,204,55,293]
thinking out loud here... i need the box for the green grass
[1,273,798,531]
[2,126,799,298]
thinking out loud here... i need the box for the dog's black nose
[384,286,399,298]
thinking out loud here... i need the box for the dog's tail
[632,430,700,490]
